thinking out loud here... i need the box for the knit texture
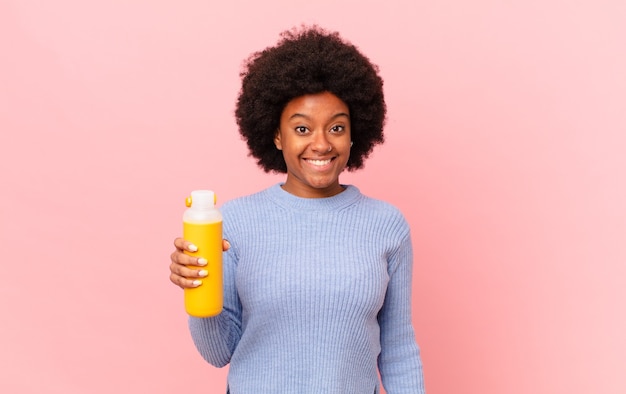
[189,184,425,393]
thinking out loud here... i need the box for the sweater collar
[266,183,361,211]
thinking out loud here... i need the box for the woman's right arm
[170,237,242,367]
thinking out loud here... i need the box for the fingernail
[198,258,208,266]
[225,240,231,249]
[192,280,202,287]
[198,270,208,277]
[188,244,198,252]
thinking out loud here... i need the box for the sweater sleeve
[377,231,426,393]
[188,245,242,367]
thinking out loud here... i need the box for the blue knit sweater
[189,184,425,393]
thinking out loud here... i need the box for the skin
[274,91,352,198]
[170,91,352,288]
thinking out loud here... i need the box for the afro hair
[235,25,386,173]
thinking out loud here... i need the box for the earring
[350,141,354,147]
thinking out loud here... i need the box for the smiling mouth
[305,158,333,166]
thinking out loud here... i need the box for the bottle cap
[187,190,216,209]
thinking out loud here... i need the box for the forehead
[281,92,349,119]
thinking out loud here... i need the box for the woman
[169,26,425,393]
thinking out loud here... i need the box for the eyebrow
[288,112,350,121]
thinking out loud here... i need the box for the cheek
[282,138,307,153]
[333,136,352,151]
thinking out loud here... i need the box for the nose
[311,131,332,153]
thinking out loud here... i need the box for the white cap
[190,190,215,209]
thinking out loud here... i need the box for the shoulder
[354,189,407,220]
[220,185,275,212]
[349,188,411,236]
[217,187,278,243]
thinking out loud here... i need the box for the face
[274,91,351,198]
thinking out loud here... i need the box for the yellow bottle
[183,190,223,317]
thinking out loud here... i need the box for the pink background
[1,1,625,393]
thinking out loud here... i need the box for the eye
[330,125,345,133]
[295,126,309,134]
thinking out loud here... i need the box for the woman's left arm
[377,231,426,393]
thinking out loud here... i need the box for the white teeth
[307,159,331,166]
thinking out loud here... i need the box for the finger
[222,239,231,251]
[170,250,193,265]
[170,260,208,281]
[170,248,208,267]
[171,262,209,279]
[169,272,205,289]
[173,237,198,252]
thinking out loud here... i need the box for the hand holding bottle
[169,237,230,289]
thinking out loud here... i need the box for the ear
[274,129,283,150]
